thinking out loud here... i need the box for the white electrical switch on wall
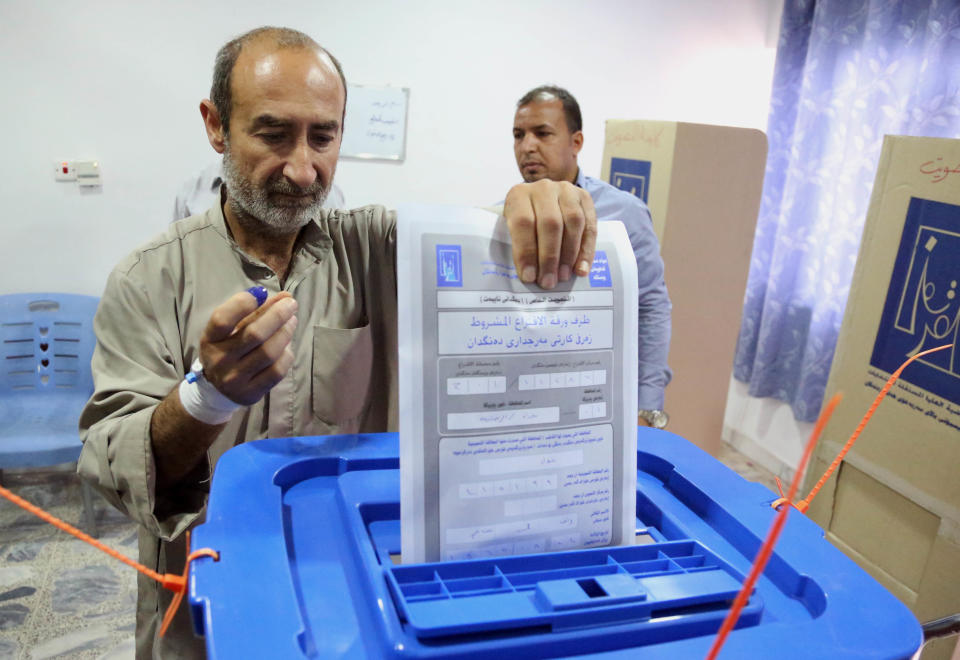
[54,161,76,182]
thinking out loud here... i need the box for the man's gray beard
[222,145,329,238]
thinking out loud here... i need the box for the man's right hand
[150,289,298,487]
[197,290,299,405]
[503,179,597,290]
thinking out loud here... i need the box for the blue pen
[187,287,266,384]
[247,286,268,308]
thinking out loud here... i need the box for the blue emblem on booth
[870,197,960,406]
[610,158,652,203]
[436,245,463,287]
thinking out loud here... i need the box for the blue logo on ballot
[589,251,612,287]
[436,245,463,287]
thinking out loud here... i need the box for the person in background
[79,28,598,659]
[512,85,672,430]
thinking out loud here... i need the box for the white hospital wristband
[178,359,241,425]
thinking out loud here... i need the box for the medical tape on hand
[178,358,241,425]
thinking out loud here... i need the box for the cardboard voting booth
[804,135,960,660]
[601,121,767,452]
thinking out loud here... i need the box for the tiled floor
[0,443,780,660]
[715,441,781,494]
[0,469,137,660]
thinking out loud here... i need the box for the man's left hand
[503,180,597,290]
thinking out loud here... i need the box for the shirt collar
[574,167,586,188]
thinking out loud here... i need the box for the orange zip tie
[776,343,951,514]
[708,344,952,657]
[705,392,842,660]
[158,530,220,637]
[0,483,219,637]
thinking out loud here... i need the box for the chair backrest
[0,293,99,395]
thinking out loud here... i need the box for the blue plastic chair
[0,293,100,535]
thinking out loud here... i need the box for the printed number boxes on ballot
[397,206,638,564]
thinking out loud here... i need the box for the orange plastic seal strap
[189,547,221,563]
[770,497,791,511]
[0,484,220,640]
[770,478,802,512]
[158,531,221,638]
[0,483,169,585]
[706,391,841,660]
[161,573,186,593]
[797,344,950,513]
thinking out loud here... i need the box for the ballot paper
[398,205,638,563]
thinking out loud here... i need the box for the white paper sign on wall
[340,85,409,161]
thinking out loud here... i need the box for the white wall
[0,0,778,297]
[723,378,813,482]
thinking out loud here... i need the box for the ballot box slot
[577,578,607,598]
[383,541,762,641]
[349,477,764,644]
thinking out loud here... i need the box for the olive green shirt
[78,200,398,659]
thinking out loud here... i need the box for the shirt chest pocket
[311,322,373,427]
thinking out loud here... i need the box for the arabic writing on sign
[466,333,594,350]
[606,125,664,149]
[447,407,559,431]
[559,491,609,511]
[480,260,519,280]
[366,130,395,142]
[864,368,960,431]
[440,310,613,355]
[438,423,612,560]
[369,113,399,126]
[478,293,574,305]
[341,86,407,159]
[468,312,593,332]
[919,158,960,183]
[452,428,604,459]
[589,251,612,287]
[445,513,578,545]
[561,467,611,488]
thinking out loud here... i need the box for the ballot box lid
[189,431,922,658]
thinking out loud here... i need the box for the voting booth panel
[600,121,767,453]
[804,135,960,660]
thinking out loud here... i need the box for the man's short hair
[211,26,348,134]
[516,85,582,134]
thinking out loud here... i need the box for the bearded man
[78,27,597,659]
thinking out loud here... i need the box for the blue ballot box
[188,430,922,658]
